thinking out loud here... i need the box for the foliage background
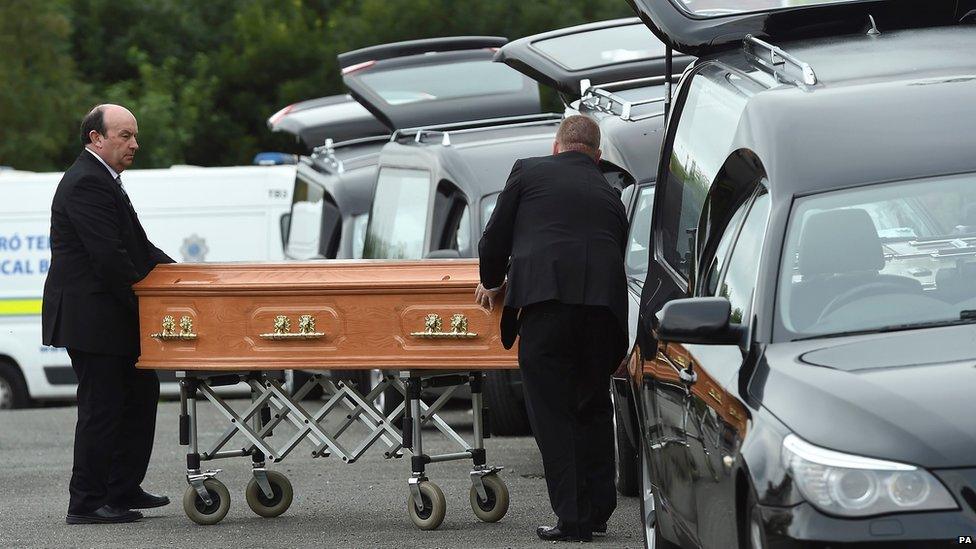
[0,0,633,171]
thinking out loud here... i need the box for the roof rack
[391,113,563,145]
[311,134,391,173]
[579,78,671,122]
[743,35,818,88]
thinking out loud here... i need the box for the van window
[430,180,469,254]
[626,185,655,277]
[363,168,431,259]
[286,174,340,260]
[719,192,770,324]
[658,67,748,282]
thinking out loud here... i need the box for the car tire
[640,444,681,549]
[0,360,30,410]
[483,370,531,436]
[743,487,768,549]
[613,392,639,497]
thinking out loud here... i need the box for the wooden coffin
[133,259,516,371]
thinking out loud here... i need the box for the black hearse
[495,17,692,494]
[275,37,542,399]
[625,0,976,547]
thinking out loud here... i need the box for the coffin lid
[626,0,968,57]
[494,17,693,98]
[134,260,482,293]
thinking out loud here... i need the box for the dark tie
[116,175,133,207]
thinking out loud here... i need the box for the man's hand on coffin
[475,281,506,311]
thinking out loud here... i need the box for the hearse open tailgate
[134,259,516,371]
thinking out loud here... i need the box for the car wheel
[743,488,768,549]
[483,370,531,436]
[613,390,639,497]
[640,443,680,549]
[0,360,30,410]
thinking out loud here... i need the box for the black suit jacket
[479,151,629,349]
[42,151,174,357]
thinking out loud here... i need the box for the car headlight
[782,434,957,517]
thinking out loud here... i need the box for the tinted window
[363,168,430,259]
[532,24,666,71]
[674,0,854,17]
[719,192,770,324]
[430,180,468,254]
[658,68,747,281]
[700,199,748,297]
[286,174,340,260]
[358,61,525,106]
[626,185,655,277]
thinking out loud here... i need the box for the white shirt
[85,147,120,181]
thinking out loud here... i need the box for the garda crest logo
[180,234,209,262]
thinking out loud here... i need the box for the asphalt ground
[0,397,643,548]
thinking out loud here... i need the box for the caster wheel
[183,478,230,525]
[407,481,446,530]
[470,474,509,522]
[245,470,294,518]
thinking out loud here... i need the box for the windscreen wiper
[794,313,976,341]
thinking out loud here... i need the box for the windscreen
[531,24,666,71]
[776,173,976,340]
[362,167,431,259]
[673,0,856,17]
[358,60,526,106]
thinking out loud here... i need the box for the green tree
[0,0,89,171]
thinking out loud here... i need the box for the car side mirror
[654,297,745,345]
[425,248,461,259]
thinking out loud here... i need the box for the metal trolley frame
[175,369,509,529]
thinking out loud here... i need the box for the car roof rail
[311,134,391,173]
[391,113,563,145]
[338,36,508,70]
[743,35,818,88]
[579,77,672,122]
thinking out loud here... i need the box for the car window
[531,23,667,71]
[363,167,431,259]
[626,185,655,277]
[286,174,340,260]
[358,61,526,106]
[657,66,748,282]
[719,192,770,324]
[431,180,468,254]
[776,173,976,340]
[481,192,500,231]
[699,198,749,297]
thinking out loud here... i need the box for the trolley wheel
[183,478,230,525]
[469,474,509,523]
[407,481,446,530]
[245,470,294,518]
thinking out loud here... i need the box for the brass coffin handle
[410,313,478,339]
[150,315,197,341]
[259,314,325,340]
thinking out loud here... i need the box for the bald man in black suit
[43,104,174,524]
[477,115,629,542]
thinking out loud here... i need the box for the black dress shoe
[537,525,592,542]
[116,489,170,510]
[66,505,142,524]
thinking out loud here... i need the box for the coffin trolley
[134,260,516,528]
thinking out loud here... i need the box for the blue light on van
[253,152,298,166]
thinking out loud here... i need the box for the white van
[0,164,296,408]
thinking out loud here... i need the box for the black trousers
[517,301,625,537]
[67,348,160,514]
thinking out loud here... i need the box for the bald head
[82,104,139,173]
[553,115,601,161]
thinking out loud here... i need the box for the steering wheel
[815,281,915,324]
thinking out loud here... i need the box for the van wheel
[0,360,29,409]
[743,487,768,549]
[484,370,531,436]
